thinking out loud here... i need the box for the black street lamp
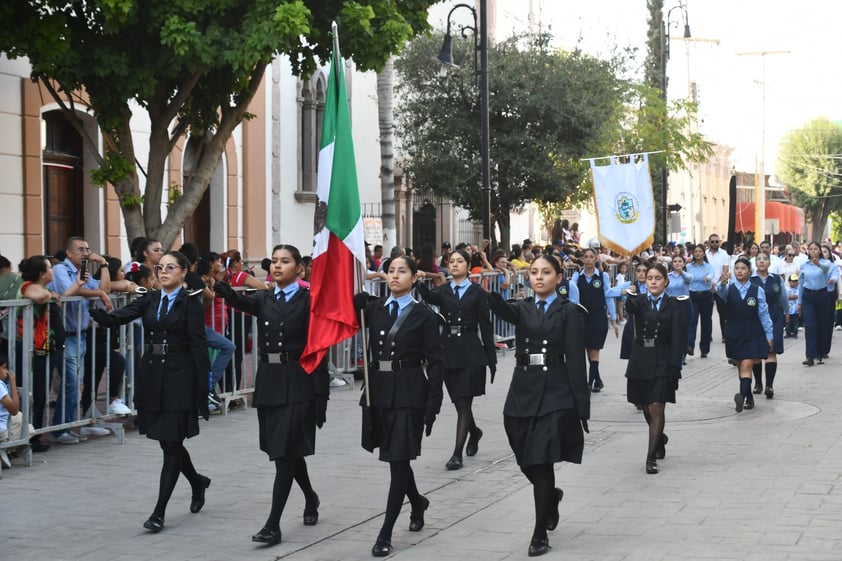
[661,2,691,242]
[437,1,491,244]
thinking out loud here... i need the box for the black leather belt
[516,353,564,367]
[635,339,671,347]
[803,288,823,293]
[448,325,478,335]
[375,359,424,372]
[146,343,190,355]
[260,352,301,364]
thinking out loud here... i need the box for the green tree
[777,117,842,241]
[0,0,436,248]
[396,32,625,249]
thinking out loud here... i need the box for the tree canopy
[777,117,842,241]
[0,0,437,248]
[395,30,711,248]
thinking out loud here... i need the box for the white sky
[429,0,842,175]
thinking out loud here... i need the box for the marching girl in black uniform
[570,248,622,392]
[624,263,688,475]
[620,261,649,361]
[356,255,444,557]
[487,254,588,557]
[716,257,773,412]
[416,248,496,470]
[90,251,211,533]
[750,252,788,399]
[213,245,328,545]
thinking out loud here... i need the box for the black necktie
[537,300,546,315]
[159,296,171,321]
[454,285,461,297]
[389,301,398,320]
[651,298,660,311]
[277,290,285,303]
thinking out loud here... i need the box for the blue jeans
[206,327,235,389]
[53,333,86,433]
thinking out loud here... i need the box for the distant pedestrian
[797,242,831,366]
[686,244,716,358]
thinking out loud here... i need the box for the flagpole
[331,21,339,57]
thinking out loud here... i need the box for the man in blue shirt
[48,237,112,443]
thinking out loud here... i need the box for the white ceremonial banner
[590,154,655,255]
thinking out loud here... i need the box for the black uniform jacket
[416,282,497,370]
[224,287,328,407]
[361,297,444,414]
[624,294,688,380]
[107,290,210,419]
[488,292,589,420]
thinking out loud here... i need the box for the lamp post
[437,1,491,245]
[661,2,691,243]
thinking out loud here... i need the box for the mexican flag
[300,32,366,374]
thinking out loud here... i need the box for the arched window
[299,72,326,193]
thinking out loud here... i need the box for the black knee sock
[752,363,763,387]
[265,458,296,531]
[153,441,184,517]
[179,445,201,491]
[589,361,601,385]
[765,362,777,388]
[740,378,752,400]
[453,398,475,458]
[380,461,411,541]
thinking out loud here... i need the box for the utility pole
[736,49,790,242]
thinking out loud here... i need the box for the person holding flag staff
[749,252,788,398]
[716,257,773,412]
[570,247,625,392]
[416,248,497,471]
[354,255,444,557]
[214,245,328,546]
[624,263,688,475]
[487,254,589,557]
[90,251,211,533]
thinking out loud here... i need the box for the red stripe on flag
[300,233,360,373]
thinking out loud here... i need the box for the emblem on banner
[746,297,757,307]
[615,192,640,224]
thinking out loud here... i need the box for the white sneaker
[79,426,111,437]
[55,432,80,444]
[329,378,346,387]
[0,450,11,469]
[107,398,132,415]
[836,325,842,331]
[70,431,88,441]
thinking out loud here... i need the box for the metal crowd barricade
[208,287,257,413]
[0,299,33,475]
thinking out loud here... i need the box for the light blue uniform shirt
[716,279,773,340]
[274,282,300,302]
[157,285,183,319]
[826,261,840,293]
[570,270,624,321]
[666,270,692,297]
[450,278,471,299]
[384,292,416,318]
[535,292,558,309]
[798,259,831,304]
[685,261,716,293]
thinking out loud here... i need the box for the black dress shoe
[645,458,658,475]
[655,433,669,460]
[592,380,604,392]
[466,428,483,457]
[753,384,763,394]
[817,358,825,365]
[408,496,429,532]
[190,474,211,513]
[734,393,744,413]
[252,526,282,545]
[803,358,815,366]
[686,347,694,356]
[371,537,393,557]
[744,398,755,410]
[303,493,320,526]
[143,514,164,532]
[546,488,563,531]
[700,353,708,358]
[445,455,463,470]
[528,537,550,556]
[765,387,774,399]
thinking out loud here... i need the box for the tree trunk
[811,204,830,242]
[497,212,511,254]
[377,57,397,247]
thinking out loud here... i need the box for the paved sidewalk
[3,327,841,561]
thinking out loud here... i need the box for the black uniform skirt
[626,376,677,405]
[258,401,316,460]
[444,366,487,401]
[139,409,199,441]
[725,332,770,361]
[373,407,424,462]
[504,409,584,466]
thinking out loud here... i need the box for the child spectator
[786,274,799,338]
[0,354,22,469]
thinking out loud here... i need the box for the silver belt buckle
[642,338,656,348]
[449,326,462,336]
[264,352,282,364]
[528,353,546,366]
[152,343,167,354]
[378,361,395,372]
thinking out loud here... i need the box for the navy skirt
[504,409,584,466]
[627,376,677,405]
[444,366,487,401]
[725,332,769,361]
[583,309,609,350]
[367,407,424,462]
[139,409,199,442]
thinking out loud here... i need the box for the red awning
[735,201,804,234]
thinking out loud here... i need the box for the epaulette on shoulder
[574,302,589,315]
[188,288,204,297]
[134,287,149,295]
[676,295,689,301]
